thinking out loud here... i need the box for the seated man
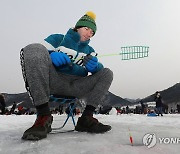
[20,11,113,140]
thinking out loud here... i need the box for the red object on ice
[130,136,133,146]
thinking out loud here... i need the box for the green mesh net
[120,46,149,60]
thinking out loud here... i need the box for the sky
[0,0,180,99]
[0,114,180,154]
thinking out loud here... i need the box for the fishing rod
[67,46,149,67]
[76,46,149,61]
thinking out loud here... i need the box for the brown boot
[75,116,111,133]
[22,115,53,140]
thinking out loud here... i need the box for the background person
[154,91,163,116]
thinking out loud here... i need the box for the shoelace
[33,115,50,127]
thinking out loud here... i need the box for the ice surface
[0,114,180,154]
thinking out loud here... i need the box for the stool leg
[71,116,76,127]
[61,104,76,128]
[61,114,70,128]
[69,105,76,127]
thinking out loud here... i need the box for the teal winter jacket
[42,28,103,76]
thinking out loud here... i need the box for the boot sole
[22,133,47,140]
[75,125,111,133]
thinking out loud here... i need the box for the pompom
[86,11,96,20]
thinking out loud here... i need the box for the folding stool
[49,95,77,129]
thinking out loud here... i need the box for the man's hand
[83,55,98,73]
[50,52,71,67]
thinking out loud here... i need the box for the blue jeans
[156,107,163,115]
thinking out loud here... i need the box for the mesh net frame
[120,46,149,60]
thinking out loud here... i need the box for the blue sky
[1,0,180,99]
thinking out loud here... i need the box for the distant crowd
[1,93,180,116]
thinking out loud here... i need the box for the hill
[141,82,180,105]
[2,82,180,109]
[2,91,131,109]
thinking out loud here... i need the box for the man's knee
[21,43,49,60]
[23,43,47,52]
[101,68,113,82]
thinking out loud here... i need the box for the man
[20,11,113,140]
[10,102,17,114]
[154,91,163,116]
[0,93,6,115]
[140,100,145,114]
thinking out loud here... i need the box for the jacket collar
[66,28,90,46]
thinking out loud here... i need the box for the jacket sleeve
[42,34,64,51]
